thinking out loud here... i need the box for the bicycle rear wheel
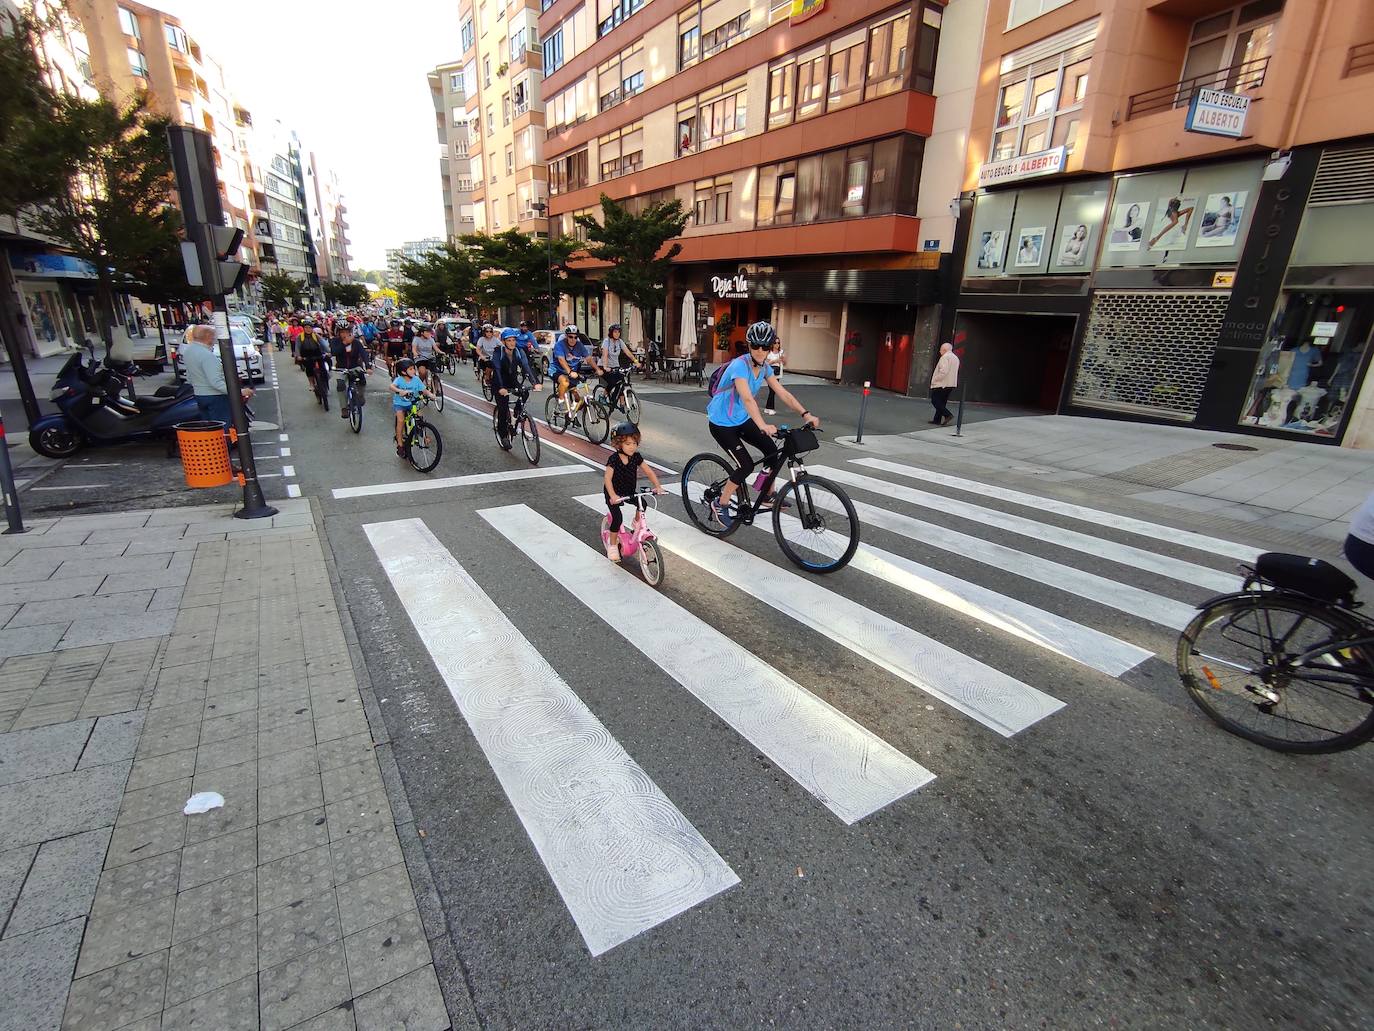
[481,372,494,402]
[773,475,860,574]
[1177,594,1374,753]
[407,420,443,473]
[623,385,641,425]
[492,409,513,450]
[582,399,609,444]
[544,393,569,435]
[518,413,540,464]
[431,371,445,411]
[638,538,665,587]
[681,453,742,539]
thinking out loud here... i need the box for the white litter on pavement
[183,791,225,815]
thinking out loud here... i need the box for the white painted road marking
[812,466,1239,594]
[29,484,110,491]
[286,484,302,498]
[585,494,1064,737]
[365,517,738,957]
[331,465,594,500]
[282,465,296,477]
[280,447,291,457]
[486,504,934,821]
[852,459,1263,563]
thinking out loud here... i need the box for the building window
[180,100,194,123]
[503,92,511,125]
[510,25,538,62]
[992,41,1092,161]
[1179,0,1282,96]
[548,77,591,134]
[679,0,751,72]
[127,48,147,77]
[866,11,911,100]
[164,24,186,52]
[599,0,645,38]
[1007,0,1076,32]
[506,145,514,174]
[677,78,747,156]
[449,72,462,92]
[914,3,942,93]
[483,56,491,87]
[693,177,733,226]
[826,28,866,112]
[598,123,643,180]
[549,148,590,195]
[598,41,645,112]
[117,6,139,38]
[452,107,465,126]
[756,135,923,227]
[461,18,474,52]
[543,8,584,75]
[486,105,494,136]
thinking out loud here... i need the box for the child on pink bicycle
[602,422,663,561]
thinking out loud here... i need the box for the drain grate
[1212,442,1259,451]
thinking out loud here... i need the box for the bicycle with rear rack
[602,488,665,587]
[544,375,609,443]
[681,425,859,574]
[492,383,541,464]
[1177,552,1374,753]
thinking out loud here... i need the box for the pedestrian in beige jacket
[929,343,959,426]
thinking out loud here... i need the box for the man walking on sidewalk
[929,342,959,426]
[183,324,253,424]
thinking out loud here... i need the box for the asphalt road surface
[25,353,1374,1028]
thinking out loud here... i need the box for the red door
[876,332,895,389]
[875,333,912,392]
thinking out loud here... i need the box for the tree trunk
[95,266,117,360]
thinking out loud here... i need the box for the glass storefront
[1240,292,1373,437]
[20,282,82,354]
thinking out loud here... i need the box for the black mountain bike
[341,367,367,434]
[311,357,330,411]
[682,426,859,573]
[492,384,540,464]
[592,368,641,425]
[399,393,443,473]
[1177,552,1374,753]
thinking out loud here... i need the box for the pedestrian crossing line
[801,487,1195,631]
[811,466,1239,595]
[484,504,935,823]
[331,465,594,500]
[675,484,1150,676]
[850,459,1263,563]
[572,495,1064,738]
[364,517,739,958]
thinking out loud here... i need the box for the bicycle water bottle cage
[1254,552,1358,606]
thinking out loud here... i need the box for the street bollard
[856,381,871,445]
[0,412,28,534]
[953,383,966,438]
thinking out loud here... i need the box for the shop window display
[1240,293,1372,437]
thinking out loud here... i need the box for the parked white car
[171,327,265,383]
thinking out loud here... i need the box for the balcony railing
[1346,41,1374,78]
[1125,56,1269,120]
[514,100,530,118]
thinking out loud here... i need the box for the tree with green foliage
[459,229,582,326]
[575,194,689,327]
[323,281,369,307]
[258,270,306,309]
[395,244,477,313]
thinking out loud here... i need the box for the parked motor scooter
[28,349,199,459]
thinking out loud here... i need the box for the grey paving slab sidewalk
[0,501,452,1031]
[835,415,1374,550]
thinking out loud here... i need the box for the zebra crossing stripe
[803,487,1196,631]
[363,517,739,957]
[482,504,935,824]
[850,459,1263,563]
[811,466,1239,594]
[572,495,1064,738]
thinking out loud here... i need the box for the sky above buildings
[156,0,460,271]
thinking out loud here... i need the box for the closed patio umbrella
[680,291,698,356]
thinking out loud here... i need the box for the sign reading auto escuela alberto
[977,146,1066,188]
[1185,88,1250,138]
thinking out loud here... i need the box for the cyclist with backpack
[706,321,818,526]
[492,328,542,439]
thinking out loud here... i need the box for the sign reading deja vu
[711,271,750,299]
[1186,88,1250,138]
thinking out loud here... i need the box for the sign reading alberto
[977,146,1065,188]
[1185,88,1250,139]
[790,0,825,25]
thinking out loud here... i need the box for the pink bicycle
[601,488,665,587]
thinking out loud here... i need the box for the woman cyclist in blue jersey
[707,320,818,526]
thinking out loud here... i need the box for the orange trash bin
[175,420,239,488]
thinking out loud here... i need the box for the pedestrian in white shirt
[762,341,784,414]
[929,342,959,426]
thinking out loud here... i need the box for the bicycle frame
[729,446,804,527]
[616,491,658,558]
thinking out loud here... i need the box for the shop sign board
[977,147,1065,188]
[710,268,751,300]
[1212,270,1236,288]
[11,252,98,278]
[1312,321,1339,337]
[789,0,825,25]
[1185,89,1250,139]
[923,239,940,251]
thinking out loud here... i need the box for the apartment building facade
[306,154,354,286]
[429,60,477,241]
[951,0,1374,447]
[386,238,447,284]
[459,0,549,239]
[538,0,949,385]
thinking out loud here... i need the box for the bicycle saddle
[1254,552,1357,605]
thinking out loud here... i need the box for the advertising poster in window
[1014,227,1045,267]
[789,0,826,24]
[1108,201,1149,250]
[976,230,1006,270]
[1197,191,1247,247]
[1056,223,1091,267]
[1148,196,1196,250]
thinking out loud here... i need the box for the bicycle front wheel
[773,475,860,574]
[518,414,540,464]
[349,395,363,434]
[1177,594,1374,753]
[544,393,569,435]
[492,409,512,450]
[681,453,741,539]
[638,538,665,588]
[431,372,445,411]
[582,400,609,444]
[407,420,443,473]
[481,373,494,402]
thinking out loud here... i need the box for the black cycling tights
[709,420,779,487]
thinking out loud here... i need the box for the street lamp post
[531,201,555,330]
